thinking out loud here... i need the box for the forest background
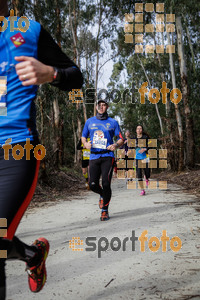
[10,0,200,191]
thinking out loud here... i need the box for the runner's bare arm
[81,137,91,150]
[107,138,123,151]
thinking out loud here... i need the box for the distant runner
[123,129,131,174]
[81,99,123,221]
[77,138,90,189]
[135,125,150,195]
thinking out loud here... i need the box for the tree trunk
[38,96,47,179]
[53,98,61,166]
[137,55,164,135]
[153,34,170,117]
[94,48,99,116]
[12,0,23,16]
[167,31,184,171]
[69,0,82,163]
[182,15,196,75]
[72,118,77,164]
[82,99,87,122]
[76,103,82,164]
[69,1,79,63]
[176,16,194,168]
[94,0,103,116]
[55,0,61,47]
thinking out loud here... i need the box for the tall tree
[176,16,194,168]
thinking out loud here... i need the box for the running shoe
[99,196,104,209]
[85,182,90,190]
[26,237,49,293]
[100,211,110,221]
[140,190,146,196]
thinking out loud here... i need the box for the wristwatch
[52,67,61,84]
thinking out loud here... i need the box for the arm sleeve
[77,139,83,150]
[123,139,129,151]
[37,26,83,91]
[82,121,89,139]
[114,121,124,141]
[146,136,150,152]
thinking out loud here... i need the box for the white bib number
[83,150,90,159]
[92,136,107,149]
[0,76,7,116]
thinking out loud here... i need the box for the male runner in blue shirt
[82,99,123,221]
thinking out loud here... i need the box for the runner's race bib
[83,150,90,160]
[0,76,7,116]
[92,136,107,149]
[141,157,150,163]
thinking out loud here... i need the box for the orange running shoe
[26,237,49,293]
[100,211,110,221]
[99,196,104,209]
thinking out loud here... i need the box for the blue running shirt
[0,18,40,146]
[0,18,83,147]
[82,116,123,160]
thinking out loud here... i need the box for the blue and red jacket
[0,17,83,146]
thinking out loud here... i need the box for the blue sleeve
[114,121,123,141]
[82,120,89,138]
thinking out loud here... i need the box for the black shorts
[0,141,40,240]
[82,159,89,168]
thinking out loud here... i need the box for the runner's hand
[84,141,92,150]
[15,56,54,86]
[107,144,117,151]
[139,148,146,153]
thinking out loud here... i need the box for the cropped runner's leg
[136,159,142,181]
[101,157,114,210]
[136,159,145,190]
[89,158,102,195]
[0,258,6,300]
[144,162,150,180]
[0,142,41,299]
[82,160,89,189]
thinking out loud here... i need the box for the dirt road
[6,179,200,300]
